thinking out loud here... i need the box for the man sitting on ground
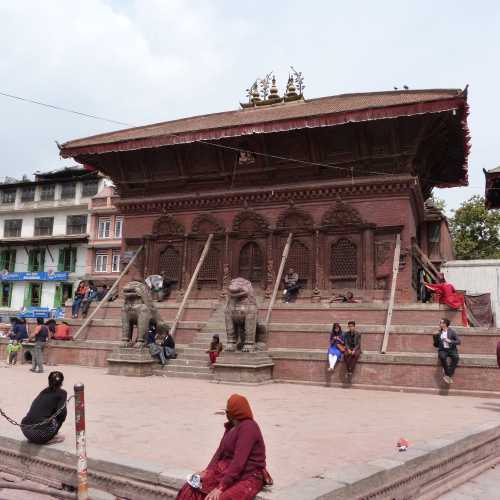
[283,268,300,303]
[343,320,362,382]
[436,318,461,384]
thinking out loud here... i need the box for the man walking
[343,320,361,381]
[30,318,49,373]
[437,318,461,384]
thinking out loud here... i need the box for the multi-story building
[0,167,105,313]
[85,185,123,282]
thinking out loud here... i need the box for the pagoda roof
[60,88,467,158]
[484,166,500,209]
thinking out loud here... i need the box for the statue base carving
[213,351,274,385]
[107,347,155,377]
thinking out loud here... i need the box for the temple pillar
[363,228,375,289]
[312,229,321,302]
[179,235,188,298]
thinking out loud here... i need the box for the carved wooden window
[198,248,220,285]
[159,246,181,284]
[286,240,310,283]
[239,242,263,283]
[331,238,357,278]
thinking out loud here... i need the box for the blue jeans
[72,297,82,317]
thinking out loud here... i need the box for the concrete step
[159,371,214,380]
[163,364,212,374]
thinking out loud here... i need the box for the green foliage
[449,195,500,260]
[432,196,446,212]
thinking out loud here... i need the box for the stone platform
[0,366,499,499]
[213,351,274,384]
[107,347,155,377]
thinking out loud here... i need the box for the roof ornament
[241,68,305,108]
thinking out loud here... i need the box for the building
[60,83,470,303]
[0,167,105,313]
[484,166,500,209]
[85,185,123,282]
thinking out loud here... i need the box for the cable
[0,91,131,127]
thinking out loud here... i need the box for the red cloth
[53,324,72,341]
[425,282,469,326]
[209,351,218,364]
[497,341,500,369]
[176,459,263,500]
[226,395,253,421]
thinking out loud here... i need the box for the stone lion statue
[121,281,168,348]
[224,277,266,352]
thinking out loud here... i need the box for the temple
[60,84,470,303]
[484,166,500,209]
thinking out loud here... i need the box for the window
[28,249,45,272]
[114,217,123,239]
[0,250,16,272]
[40,184,55,201]
[66,215,87,235]
[98,218,111,239]
[82,179,99,197]
[60,182,76,200]
[1,282,12,307]
[4,219,22,237]
[54,283,74,308]
[1,189,16,204]
[95,253,108,272]
[58,248,77,272]
[112,253,121,272]
[21,186,35,202]
[34,217,53,236]
[25,283,42,307]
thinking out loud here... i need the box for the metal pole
[170,234,214,338]
[264,233,293,331]
[74,383,89,500]
[73,245,144,340]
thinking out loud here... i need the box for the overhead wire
[0,89,491,190]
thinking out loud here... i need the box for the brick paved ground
[0,363,498,490]
[438,464,500,500]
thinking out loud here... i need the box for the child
[207,334,223,365]
[8,340,21,365]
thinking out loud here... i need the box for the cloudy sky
[1,1,498,211]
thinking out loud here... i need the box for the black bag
[432,334,440,349]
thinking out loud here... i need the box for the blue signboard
[0,271,69,282]
[19,307,65,319]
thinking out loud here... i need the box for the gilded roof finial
[269,75,280,101]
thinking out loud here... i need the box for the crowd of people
[72,280,115,319]
[3,317,73,373]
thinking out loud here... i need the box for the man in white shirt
[437,318,461,384]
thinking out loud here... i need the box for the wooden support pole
[264,233,293,332]
[381,233,401,354]
[170,234,213,338]
[412,242,441,282]
[72,246,143,340]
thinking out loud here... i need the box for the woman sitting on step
[328,322,346,372]
[176,394,272,500]
[207,334,224,365]
[21,371,67,445]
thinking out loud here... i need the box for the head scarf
[226,394,253,421]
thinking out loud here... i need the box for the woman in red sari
[425,274,469,327]
[176,394,269,500]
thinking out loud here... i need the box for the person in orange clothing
[53,321,72,341]
[425,274,469,327]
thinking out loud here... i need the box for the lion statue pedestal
[213,278,274,384]
[107,281,167,377]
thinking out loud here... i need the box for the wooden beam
[412,242,441,281]
[170,234,213,338]
[381,233,401,354]
[264,233,293,332]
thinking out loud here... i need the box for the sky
[1,0,499,212]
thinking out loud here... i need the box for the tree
[449,195,500,260]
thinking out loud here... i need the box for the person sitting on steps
[435,318,461,385]
[162,327,177,360]
[328,323,346,373]
[283,268,300,303]
[146,320,167,366]
[343,320,362,382]
[207,334,224,365]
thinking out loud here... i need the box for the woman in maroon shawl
[176,394,269,500]
[425,274,469,327]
